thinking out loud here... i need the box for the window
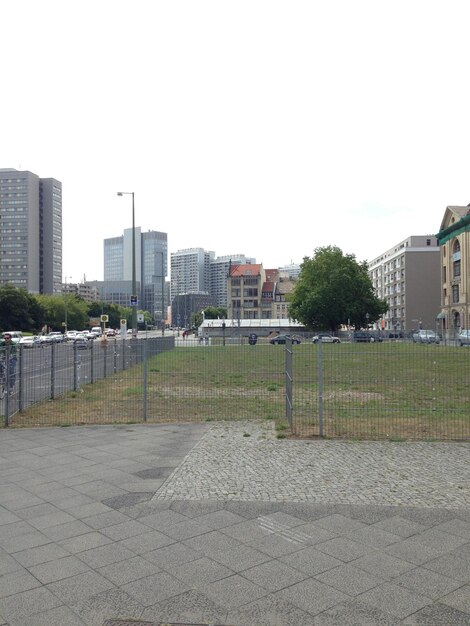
[452,284,459,303]
[453,240,461,279]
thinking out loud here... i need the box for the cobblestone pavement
[153,421,470,509]
[0,422,469,626]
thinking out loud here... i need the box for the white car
[312,333,341,344]
[412,330,440,344]
[19,336,40,348]
[457,329,470,346]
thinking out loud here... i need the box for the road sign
[130,295,138,306]
[137,313,144,323]
[100,314,109,323]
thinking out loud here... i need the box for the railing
[2,337,469,441]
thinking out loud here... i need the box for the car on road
[457,329,470,346]
[412,330,440,344]
[73,336,91,349]
[19,336,40,348]
[47,332,64,343]
[312,333,341,344]
[269,334,301,345]
[352,331,382,343]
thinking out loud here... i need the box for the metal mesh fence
[291,341,470,441]
[2,337,469,440]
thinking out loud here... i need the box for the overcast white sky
[2,1,470,282]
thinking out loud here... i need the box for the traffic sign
[130,295,138,306]
[100,314,109,323]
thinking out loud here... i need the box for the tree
[288,246,388,331]
[192,306,228,329]
[0,284,45,332]
[35,294,88,331]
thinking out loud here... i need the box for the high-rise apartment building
[103,228,167,322]
[170,248,214,301]
[0,168,62,293]
[368,235,440,332]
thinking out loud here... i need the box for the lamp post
[117,192,137,336]
[159,250,165,335]
[63,276,72,333]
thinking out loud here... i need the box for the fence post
[318,339,324,437]
[73,344,80,391]
[113,338,117,374]
[90,341,94,384]
[143,339,147,422]
[4,345,10,427]
[103,343,107,379]
[285,337,293,428]
[50,342,56,400]
[18,345,23,412]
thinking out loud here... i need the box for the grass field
[12,342,470,440]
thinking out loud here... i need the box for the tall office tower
[210,255,256,307]
[0,168,62,294]
[103,228,167,320]
[170,248,215,301]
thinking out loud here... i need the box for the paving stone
[122,571,190,606]
[227,593,315,626]
[277,577,349,614]
[140,589,228,625]
[27,555,91,584]
[358,582,432,619]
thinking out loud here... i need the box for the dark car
[352,331,382,343]
[269,334,301,345]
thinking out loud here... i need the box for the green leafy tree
[0,284,45,332]
[288,246,388,331]
[36,294,88,331]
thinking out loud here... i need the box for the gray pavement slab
[0,421,468,625]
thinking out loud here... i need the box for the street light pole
[117,191,137,336]
[161,250,165,335]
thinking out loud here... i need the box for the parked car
[412,330,440,344]
[105,328,116,337]
[73,336,91,350]
[47,332,64,343]
[19,336,40,348]
[352,331,382,343]
[312,333,341,344]
[269,334,301,345]
[457,329,470,346]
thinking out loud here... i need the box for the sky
[2,0,470,283]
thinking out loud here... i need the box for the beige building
[368,236,440,332]
[436,205,470,333]
[227,264,295,321]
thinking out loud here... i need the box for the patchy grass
[9,343,470,440]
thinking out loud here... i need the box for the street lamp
[117,191,137,336]
[63,276,72,333]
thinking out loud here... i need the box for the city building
[436,204,470,333]
[227,263,266,320]
[0,168,62,294]
[171,292,217,328]
[63,281,100,303]
[227,264,296,321]
[368,235,441,332]
[103,228,167,323]
[170,248,214,302]
[210,255,256,307]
